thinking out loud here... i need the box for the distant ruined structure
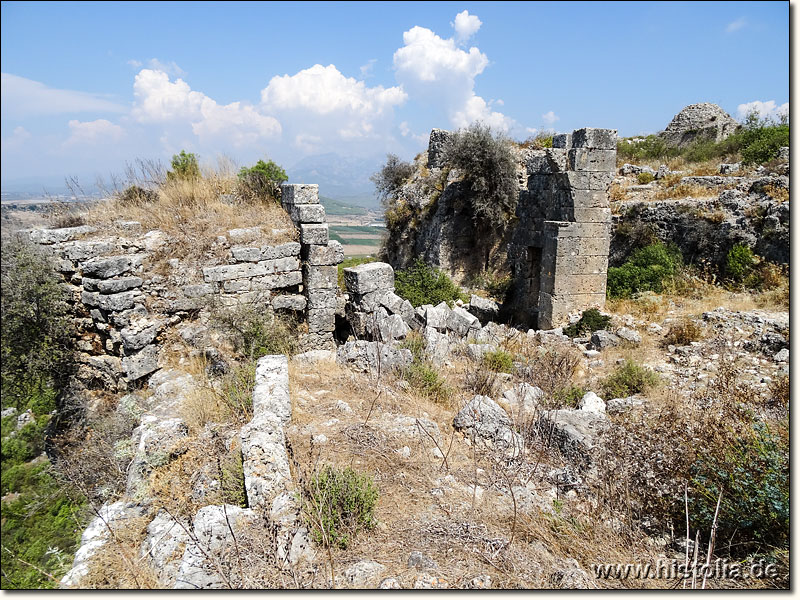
[388,127,617,330]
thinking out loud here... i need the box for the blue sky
[0,1,789,187]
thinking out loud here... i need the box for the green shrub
[736,112,789,165]
[617,135,680,162]
[563,308,611,338]
[395,258,467,307]
[551,385,587,409]
[403,361,450,403]
[443,123,518,230]
[338,256,376,291]
[371,154,414,211]
[688,420,788,552]
[725,243,756,283]
[166,150,200,181]
[483,349,514,373]
[117,184,158,206]
[1,240,75,410]
[469,270,513,301]
[601,360,659,399]
[237,159,288,201]
[636,172,654,184]
[606,243,682,298]
[302,465,378,549]
[663,318,703,346]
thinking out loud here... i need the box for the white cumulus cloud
[64,119,125,146]
[1,73,126,118]
[452,10,482,43]
[542,111,559,126]
[393,17,514,132]
[261,64,406,152]
[132,69,281,146]
[737,100,789,122]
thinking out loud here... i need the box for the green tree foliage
[166,150,200,181]
[394,258,467,307]
[443,123,518,230]
[1,240,75,409]
[606,243,683,298]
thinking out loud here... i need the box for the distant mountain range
[288,153,384,208]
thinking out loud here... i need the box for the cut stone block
[281,183,319,205]
[288,204,326,224]
[343,262,394,295]
[552,133,572,149]
[304,265,338,289]
[307,309,335,333]
[261,242,301,260]
[568,149,617,173]
[303,241,343,266]
[570,128,617,150]
[272,294,307,311]
[300,224,328,245]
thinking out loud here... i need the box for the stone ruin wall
[18,183,342,390]
[409,127,617,330]
[507,127,617,330]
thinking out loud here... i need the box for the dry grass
[763,184,789,203]
[83,160,296,271]
[82,513,160,589]
[653,183,720,201]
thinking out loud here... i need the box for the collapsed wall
[18,183,342,391]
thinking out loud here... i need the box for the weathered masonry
[506,128,617,329]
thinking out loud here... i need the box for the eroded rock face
[659,102,739,148]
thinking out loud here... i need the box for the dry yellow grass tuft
[653,183,719,201]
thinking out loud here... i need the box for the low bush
[394,258,467,307]
[606,243,682,298]
[1,240,75,409]
[483,349,514,373]
[736,112,789,165]
[725,243,756,283]
[468,269,513,301]
[688,419,788,552]
[551,384,587,409]
[601,360,659,399]
[636,172,654,184]
[403,361,450,403]
[371,154,414,210]
[399,331,426,363]
[563,308,611,338]
[519,346,581,406]
[302,465,379,550]
[237,159,288,202]
[663,318,703,346]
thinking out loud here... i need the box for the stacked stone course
[282,183,342,349]
[508,127,616,329]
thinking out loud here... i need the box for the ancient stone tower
[506,128,617,329]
